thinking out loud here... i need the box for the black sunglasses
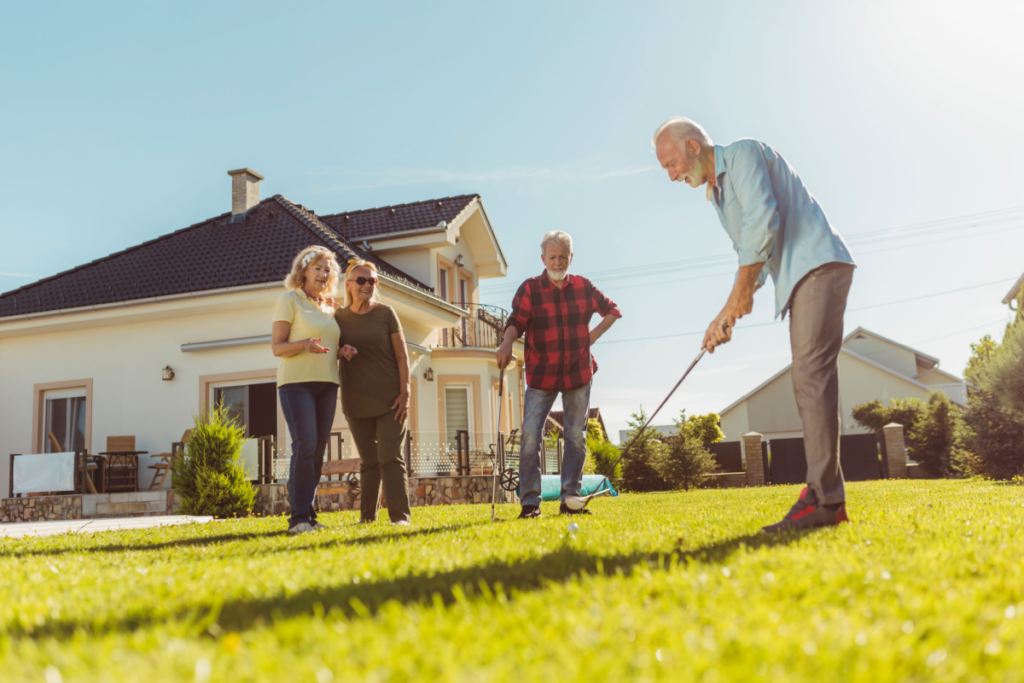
[350,276,378,286]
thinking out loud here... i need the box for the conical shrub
[171,404,256,517]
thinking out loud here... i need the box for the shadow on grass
[9,526,813,640]
[1,521,486,559]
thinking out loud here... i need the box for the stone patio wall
[1,494,83,523]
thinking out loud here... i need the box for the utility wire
[594,277,1017,346]
[481,205,1024,295]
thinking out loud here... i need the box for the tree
[584,418,623,484]
[851,397,925,452]
[955,325,1024,479]
[171,404,256,518]
[909,392,959,477]
[653,410,718,490]
[618,408,671,492]
[679,411,725,444]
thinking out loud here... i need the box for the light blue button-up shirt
[709,139,855,318]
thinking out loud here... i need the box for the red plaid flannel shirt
[505,272,622,392]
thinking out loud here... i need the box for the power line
[910,319,1010,346]
[594,277,1017,346]
[481,206,1024,296]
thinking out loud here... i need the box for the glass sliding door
[43,389,87,453]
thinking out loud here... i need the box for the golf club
[618,322,729,462]
[490,369,505,522]
[563,487,613,511]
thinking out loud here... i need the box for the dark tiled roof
[321,194,479,240]
[0,195,439,319]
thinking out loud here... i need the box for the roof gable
[0,195,436,320]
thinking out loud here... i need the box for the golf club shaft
[619,321,729,461]
[491,370,504,517]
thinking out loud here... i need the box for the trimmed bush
[654,412,717,490]
[171,404,256,518]
[955,324,1024,479]
[619,408,671,492]
[909,392,960,477]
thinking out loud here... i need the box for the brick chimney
[227,168,264,221]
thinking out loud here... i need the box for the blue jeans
[518,382,591,507]
[278,381,338,528]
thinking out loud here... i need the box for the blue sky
[2,1,1023,441]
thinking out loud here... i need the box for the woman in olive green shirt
[336,260,412,524]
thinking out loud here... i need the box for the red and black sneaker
[761,487,849,534]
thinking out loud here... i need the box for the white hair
[651,117,713,152]
[540,230,573,254]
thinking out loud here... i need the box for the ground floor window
[43,388,87,452]
[444,385,471,448]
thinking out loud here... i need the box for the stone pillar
[883,423,908,479]
[743,432,765,486]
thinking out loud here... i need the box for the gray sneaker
[288,522,313,535]
[311,521,328,531]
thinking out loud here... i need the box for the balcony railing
[438,303,508,349]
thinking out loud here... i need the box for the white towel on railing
[13,452,75,494]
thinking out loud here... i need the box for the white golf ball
[567,522,580,534]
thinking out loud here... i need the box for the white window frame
[42,388,88,453]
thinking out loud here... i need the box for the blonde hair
[343,259,381,307]
[284,246,341,296]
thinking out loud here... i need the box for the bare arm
[272,321,329,357]
[389,330,411,422]
[703,263,763,352]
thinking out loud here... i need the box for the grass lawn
[2,479,1023,682]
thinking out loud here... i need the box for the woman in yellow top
[271,246,353,534]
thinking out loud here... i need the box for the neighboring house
[718,327,968,443]
[1004,271,1024,322]
[0,169,523,496]
[617,424,675,445]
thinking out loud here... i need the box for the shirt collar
[707,144,727,202]
[538,270,575,289]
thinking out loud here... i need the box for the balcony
[437,303,508,349]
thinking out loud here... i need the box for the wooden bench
[321,458,361,489]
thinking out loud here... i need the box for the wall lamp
[162,365,175,381]
[423,367,435,382]
[454,254,465,267]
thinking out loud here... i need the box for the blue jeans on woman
[518,381,591,508]
[278,381,338,528]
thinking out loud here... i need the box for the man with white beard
[652,116,856,533]
[496,231,622,518]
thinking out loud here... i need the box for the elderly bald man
[653,117,856,533]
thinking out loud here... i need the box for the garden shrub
[653,411,717,490]
[908,392,960,477]
[954,323,1024,479]
[619,408,671,492]
[171,404,256,517]
[852,397,925,452]
[584,418,622,483]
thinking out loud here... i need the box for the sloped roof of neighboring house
[0,195,445,320]
[321,194,479,241]
[843,326,939,369]
[1003,271,1024,305]
[718,343,966,417]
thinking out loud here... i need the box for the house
[1004,271,1024,322]
[0,169,525,497]
[717,327,968,443]
[550,407,607,440]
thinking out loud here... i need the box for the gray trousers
[788,262,854,505]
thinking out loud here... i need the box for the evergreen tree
[619,408,670,492]
[171,404,256,518]
[653,410,718,490]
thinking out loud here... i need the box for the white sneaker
[288,522,313,535]
[311,521,328,531]
[391,519,410,527]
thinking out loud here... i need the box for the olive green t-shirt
[335,303,402,418]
